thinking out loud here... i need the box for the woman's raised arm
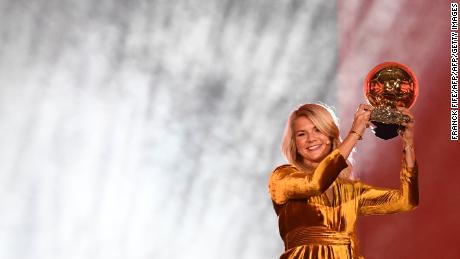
[358,106,419,214]
[269,149,348,204]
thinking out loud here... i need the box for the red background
[339,1,460,258]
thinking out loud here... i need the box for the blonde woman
[268,103,418,259]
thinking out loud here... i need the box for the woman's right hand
[350,104,374,136]
[338,104,373,158]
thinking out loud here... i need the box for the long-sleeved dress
[268,149,419,259]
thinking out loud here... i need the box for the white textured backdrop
[0,1,338,258]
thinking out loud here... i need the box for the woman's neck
[298,161,318,174]
[301,160,319,172]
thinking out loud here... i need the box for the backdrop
[0,0,458,258]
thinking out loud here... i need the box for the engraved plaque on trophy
[364,61,419,140]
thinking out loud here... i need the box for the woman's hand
[397,106,415,146]
[350,104,374,137]
[338,104,373,159]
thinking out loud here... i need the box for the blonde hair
[281,103,352,178]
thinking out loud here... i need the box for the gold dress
[268,149,418,259]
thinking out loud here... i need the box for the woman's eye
[297,133,305,137]
[314,127,320,132]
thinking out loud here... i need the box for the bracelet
[349,130,363,140]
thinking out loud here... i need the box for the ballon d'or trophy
[364,61,419,140]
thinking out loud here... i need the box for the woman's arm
[359,107,419,214]
[338,104,373,159]
[398,106,416,168]
[269,149,348,204]
[358,158,419,214]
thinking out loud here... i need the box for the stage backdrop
[0,0,458,259]
[339,1,460,258]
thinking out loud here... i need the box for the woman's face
[293,116,332,166]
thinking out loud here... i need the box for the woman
[268,103,418,259]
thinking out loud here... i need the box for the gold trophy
[364,61,419,140]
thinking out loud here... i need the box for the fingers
[364,113,371,124]
[397,106,415,123]
[351,104,374,134]
[397,107,415,143]
[357,104,374,112]
[396,106,411,114]
[355,104,373,119]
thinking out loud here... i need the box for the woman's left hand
[397,106,415,145]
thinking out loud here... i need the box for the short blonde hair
[281,103,349,175]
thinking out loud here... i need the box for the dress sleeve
[358,160,419,215]
[268,149,348,204]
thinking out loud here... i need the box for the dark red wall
[339,1,460,258]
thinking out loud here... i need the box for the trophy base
[370,106,410,125]
[371,121,402,140]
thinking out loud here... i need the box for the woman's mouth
[307,144,322,151]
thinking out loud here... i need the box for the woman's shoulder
[273,164,297,172]
[268,164,305,204]
[270,164,300,178]
[269,164,310,186]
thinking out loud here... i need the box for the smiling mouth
[307,144,322,151]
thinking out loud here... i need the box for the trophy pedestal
[371,121,401,140]
[369,106,409,140]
